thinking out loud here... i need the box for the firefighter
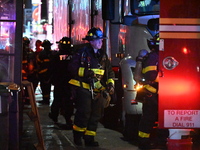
[48,37,74,129]
[134,34,162,149]
[34,39,43,91]
[22,37,38,91]
[68,27,115,147]
[35,39,43,56]
[37,39,54,105]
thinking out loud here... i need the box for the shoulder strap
[80,48,87,67]
[100,53,107,69]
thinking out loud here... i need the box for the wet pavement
[21,105,139,150]
[20,85,140,150]
[20,85,200,150]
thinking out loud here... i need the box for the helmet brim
[42,43,53,47]
[82,36,107,41]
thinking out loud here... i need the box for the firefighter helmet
[57,36,73,54]
[42,39,53,47]
[35,40,42,46]
[23,37,30,45]
[82,27,107,41]
[147,33,159,51]
[57,36,72,48]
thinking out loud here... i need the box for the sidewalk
[20,85,200,150]
[20,86,140,150]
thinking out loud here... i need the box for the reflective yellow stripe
[94,81,103,90]
[160,18,200,39]
[138,131,150,138]
[90,68,105,75]
[22,70,26,74]
[22,60,27,64]
[43,59,50,62]
[23,77,28,80]
[68,79,90,89]
[144,84,157,93]
[37,58,42,62]
[155,74,159,82]
[106,78,114,85]
[78,67,85,77]
[160,18,200,25]
[73,125,86,132]
[39,68,48,74]
[85,130,96,136]
[93,83,106,92]
[78,67,105,77]
[142,66,157,74]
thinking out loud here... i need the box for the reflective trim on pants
[138,131,150,138]
[85,130,96,136]
[73,124,86,132]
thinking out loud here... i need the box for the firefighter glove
[106,83,114,95]
[136,49,148,62]
[101,90,111,108]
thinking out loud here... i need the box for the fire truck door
[158,0,200,129]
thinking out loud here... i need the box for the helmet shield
[57,37,71,46]
[82,27,107,41]
[56,37,73,54]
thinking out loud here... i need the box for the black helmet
[147,33,159,51]
[82,27,107,41]
[35,40,42,46]
[23,36,30,45]
[56,36,72,48]
[57,37,73,54]
[42,39,52,47]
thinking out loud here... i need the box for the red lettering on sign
[173,122,185,127]
[176,110,199,115]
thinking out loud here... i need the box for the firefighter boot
[48,112,58,123]
[84,135,99,147]
[138,137,156,149]
[65,118,73,130]
[73,130,84,146]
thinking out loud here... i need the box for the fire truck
[51,0,200,143]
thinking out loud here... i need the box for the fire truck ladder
[22,80,46,150]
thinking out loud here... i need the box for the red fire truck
[159,0,200,129]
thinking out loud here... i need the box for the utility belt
[143,84,157,94]
[69,79,111,108]
[135,83,158,103]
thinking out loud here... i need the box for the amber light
[134,83,143,91]
[182,47,189,54]
[123,84,128,88]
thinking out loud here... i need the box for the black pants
[51,84,74,120]
[74,88,104,132]
[40,79,51,102]
[138,93,158,137]
[27,72,39,92]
